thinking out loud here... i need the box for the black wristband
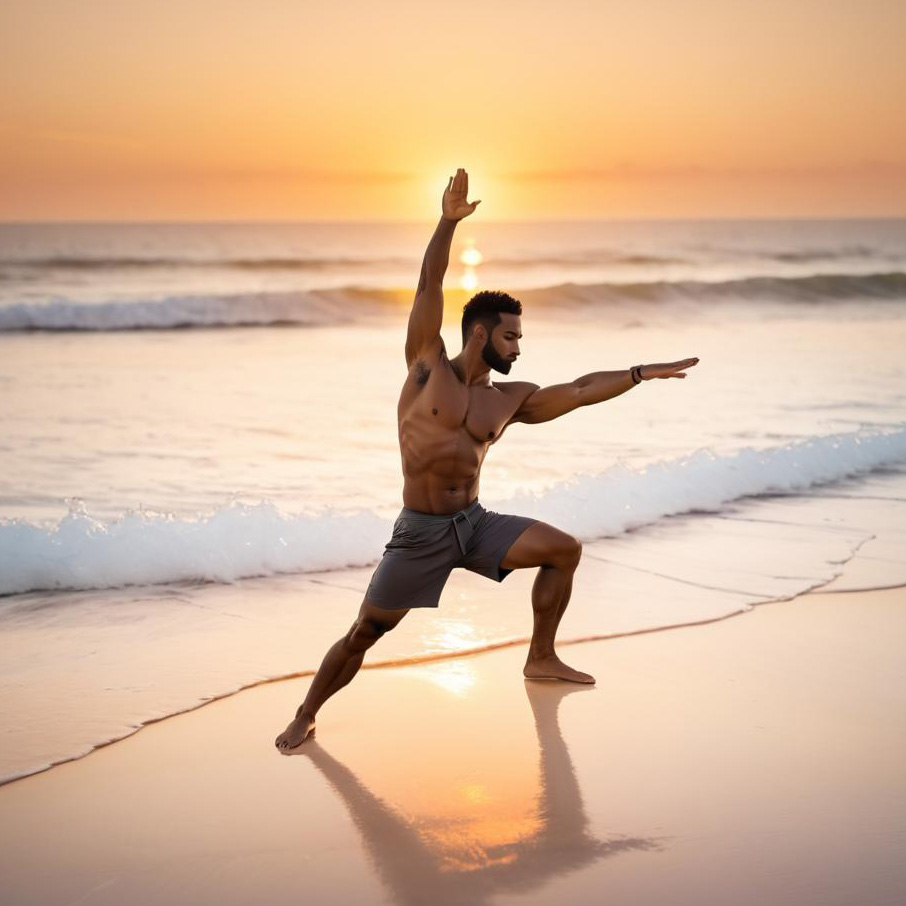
[630,365,643,384]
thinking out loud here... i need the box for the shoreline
[2,559,901,791]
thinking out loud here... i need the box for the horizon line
[2,215,906,226]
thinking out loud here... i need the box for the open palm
[442,168,481,221]
[642,358,700,379]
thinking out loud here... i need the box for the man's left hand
[641,358,700,379]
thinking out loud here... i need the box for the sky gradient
[2,0,904,221]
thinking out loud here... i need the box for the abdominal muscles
[400,423,487,487]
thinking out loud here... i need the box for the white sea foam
[495,425,906,534]
[2,424,904,597]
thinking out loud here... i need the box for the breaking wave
[519,271,906,308]
[2,271,905,332]
[2,424,905,596]
[0,288,396,331]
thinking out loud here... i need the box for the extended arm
[405,168,481,366]
[511,359,699,424]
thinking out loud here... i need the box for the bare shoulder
[492,380,540,401]
[493,381,541,421]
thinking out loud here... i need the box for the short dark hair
[461,290,522,345]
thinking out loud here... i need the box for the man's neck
[449,347,492,387]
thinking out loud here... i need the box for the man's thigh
[499,522,581,571]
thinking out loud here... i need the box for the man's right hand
[442,168,481,221]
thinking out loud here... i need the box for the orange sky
[2,0,904,221]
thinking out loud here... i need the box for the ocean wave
[0,251,690,270]
[3,271,905,331]
[2,425,904,597]
[485,253,684,267]
[0,288,393,331]
[0,244,884,270]
[520,271,906,307]
[756,245,878,263]
[0,254,414,271]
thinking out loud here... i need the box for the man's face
[481,313,522,375]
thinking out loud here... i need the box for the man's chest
[403,367,515,445]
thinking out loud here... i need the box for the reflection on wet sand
[295,677,662,904]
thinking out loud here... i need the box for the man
[276,168,699,752]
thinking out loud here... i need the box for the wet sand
[0,568,904,905]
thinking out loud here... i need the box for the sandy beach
[1,550,903,906]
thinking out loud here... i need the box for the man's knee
[345,615,394,653]
[540,534,582,570]
[559,535,582,570]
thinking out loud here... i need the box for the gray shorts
[365,499,538,610]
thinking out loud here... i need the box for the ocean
[1,218,905,785]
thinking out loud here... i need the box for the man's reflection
[292,674,662,904]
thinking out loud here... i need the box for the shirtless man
[276,168,699,752]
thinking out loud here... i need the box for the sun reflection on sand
[408,659,478,696]
[421,618,491,654]
[418,778,543,874]
[418,807,543,873]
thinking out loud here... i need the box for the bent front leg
[500,522,593,684]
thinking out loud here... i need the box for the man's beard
[481,337,512,374]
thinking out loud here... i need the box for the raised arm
[511,359,700,424]
[405,168,481,367]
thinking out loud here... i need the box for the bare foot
[275,710,316,754]
[524,654,595,684]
